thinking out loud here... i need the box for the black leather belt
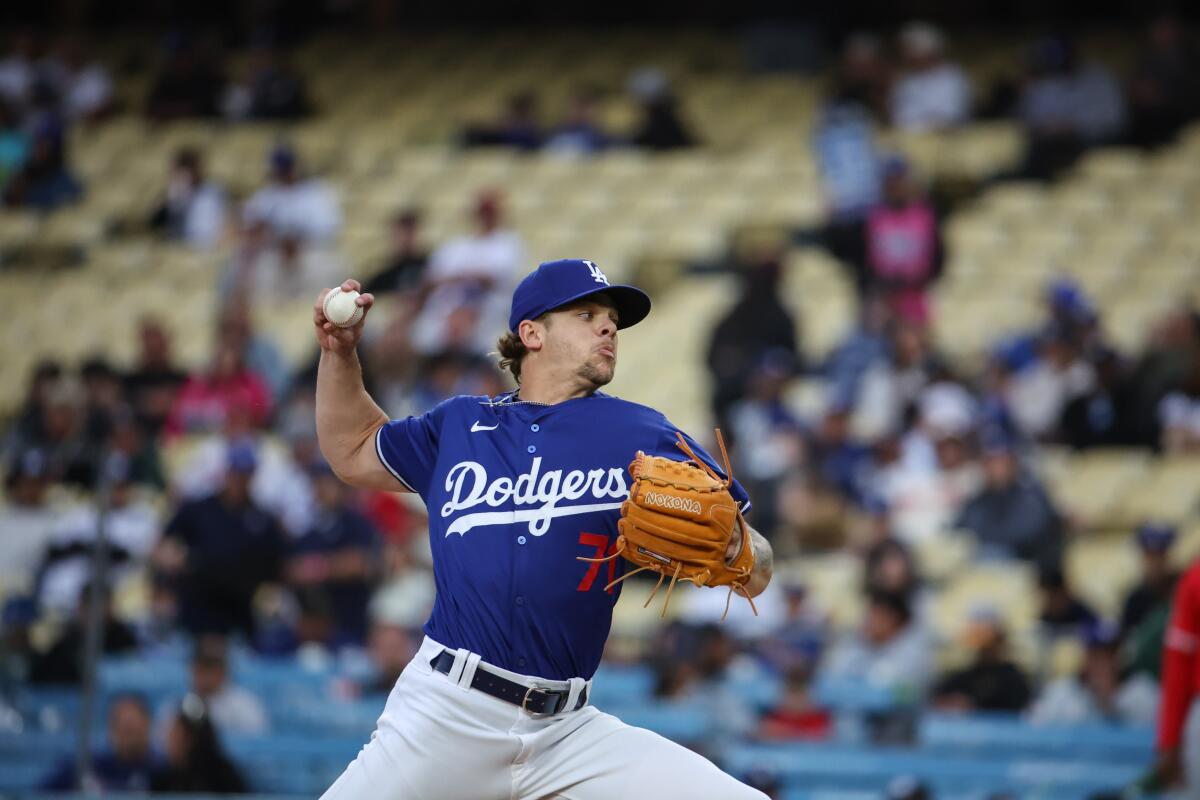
[429,650,588,717]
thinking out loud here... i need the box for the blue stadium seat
[920,712,1154,761]
[722,742,1142,796]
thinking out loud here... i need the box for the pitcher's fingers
[340,278,362,293]
[356,292,374,308]
[314,289,332,323]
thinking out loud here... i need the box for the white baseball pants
[321,636,768,800]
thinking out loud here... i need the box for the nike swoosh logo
[471,421,499,432]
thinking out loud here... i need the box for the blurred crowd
[2,14,1197,798]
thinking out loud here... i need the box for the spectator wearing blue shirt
[2,119,81,211]
[41,694,161,792]
[545,87,611,156]
[287,461,380,648]
[156,442,285,638]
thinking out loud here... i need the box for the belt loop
[564,677,585,711]
[446,648,469,685]
[458,651,482,690]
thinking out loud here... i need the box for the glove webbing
[578,429,758,621]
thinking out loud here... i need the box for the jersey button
[515,596,524,606]
[517,658,526,668]
[527,445,536,454]
[530,424,540,432]
[517,535,527,545]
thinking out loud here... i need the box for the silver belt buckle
[521,685,558,718]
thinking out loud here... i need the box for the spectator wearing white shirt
[1160,353,1200,454]
[0,31,37,108]
[242,145,341,244]
[172,637,270,736]
[409,190,526,357]
[889,22,971,132]
[820,589,933,699]
[41,35,114,122]
[1028,622,1158,726]
[150,149,228,249]
[0,451,58,599]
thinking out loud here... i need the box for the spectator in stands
[812,82,881,263]
[889,22,971,132]
[955,430,1064,566]
[859,157,943,327]
[823,294,892,409]
[706,249,801,432]
[833,33,890,122]
[545,87,611,156]
[809,401,874,509]
[37,460,159,615]
[875,383,982,545]
[106,408,167,490]
[933,608,1032,712]
[1158,349,1200,453]
[1006,322,1097,442]
[462,91,543,150]
[1029,622,1158,725]
[13,379,96,488]
[758,663,832,740]
[156,442,286,638]
[1061,346,1141,449]
[146,33,225,120]
[31,580,138,685]
[758,580,827,673]
[242,144,341,244]
[80,357,123,447]
[2,118,81,210]
[1127,14,1200,148]
[0,30,37,109]
[0,451,57,599]
[360,621,415,696]
[43,34,114,122]
[628,68,696,150]
[1037,564,1098,640]
[6,360,63,457]
[820,589,933,699]
[164,339,273,436]
[183,636,269,735]
[863,537,921,604]
[287,461,380,649]
[854,319,947,439]
[1018,35,1126,179]
[1121,523,1178,679]
[149,148,228,249]
[124,318,186,436]
[41,694,160,792]
[152,694,247,793]
[365,208,428,295]
[218,299,289,404]
[726,350,805,536]
[221,42,309,121]
[409,190,525,358]
[0,99,27,187]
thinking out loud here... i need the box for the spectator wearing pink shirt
[165,341,272,436]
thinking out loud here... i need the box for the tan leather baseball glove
[582,430,757,620]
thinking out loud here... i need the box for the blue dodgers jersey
[375,391,751,681]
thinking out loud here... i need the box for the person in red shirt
[758,663,832,740]
[1149,558,1200,790]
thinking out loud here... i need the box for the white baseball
[323,288,364,328]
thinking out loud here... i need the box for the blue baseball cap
[508,259,651,332]
[1136,522,1177,553]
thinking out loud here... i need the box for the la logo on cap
[584,260,609,285]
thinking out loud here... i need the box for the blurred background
[1,0,1199,798]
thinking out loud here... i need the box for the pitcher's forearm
[316,348,389,479]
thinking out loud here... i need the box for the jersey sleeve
[656,422,753,517]
[1158,564,1200,751]
[375,397,455,498]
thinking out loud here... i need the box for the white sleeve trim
[375,425,417,493]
